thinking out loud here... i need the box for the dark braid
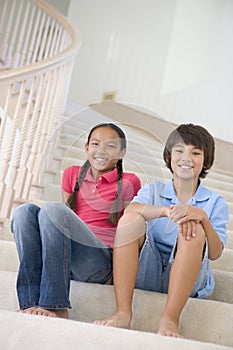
[66,160,90,210]
[66,123,126,225]
[108,159,123,225]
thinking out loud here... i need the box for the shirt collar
[161,179,211,204]
[85,167,118,184]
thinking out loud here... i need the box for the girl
[11,123,141,318]
[95,123,229,338]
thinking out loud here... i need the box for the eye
[91,142,98,146]
[192,150,202,156]
[106,142,117,149]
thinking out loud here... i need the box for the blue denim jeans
[11,202,113,310]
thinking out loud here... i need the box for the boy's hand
[169,204,204,223]
[178,220,197,240]
[168,204,206,240]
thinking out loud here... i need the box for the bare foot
[94,311,132,329]
[158,317,183,338]
[18,307,68,319]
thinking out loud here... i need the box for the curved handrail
[0,0,81,221]
[0,0,81,82]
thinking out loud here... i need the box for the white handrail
[0,0,80,221]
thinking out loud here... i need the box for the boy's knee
[177,225,205,251]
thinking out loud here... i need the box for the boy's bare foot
[18,307,68,319]
[93,311,132,329]
[158,317,183,338]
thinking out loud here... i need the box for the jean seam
[63,214,70,304]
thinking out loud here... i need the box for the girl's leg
[94,212,146,328]
[38,202,112,307]
[12,203,71,317]
[12,202,112,317]
[11,203,43,310]
[158,224,206,337]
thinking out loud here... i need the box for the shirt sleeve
[121,173,141,201]
[208,194,229,248]
[132,182,155,205]
[61,166,80,194]
[131,181,167,206]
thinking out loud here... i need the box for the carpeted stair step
[0,271,233,348]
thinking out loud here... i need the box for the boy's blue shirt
[132,179,229,254]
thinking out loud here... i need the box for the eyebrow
[174,144,202,150]
[90,138,118,143]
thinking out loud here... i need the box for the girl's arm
[62,191,70,204]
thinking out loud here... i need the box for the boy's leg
[158,224,206,337]
[94,212,146,328]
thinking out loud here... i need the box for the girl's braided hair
[66,123,127,225]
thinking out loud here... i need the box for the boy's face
[171,143,204,181]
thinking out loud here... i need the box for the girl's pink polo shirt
[61,166,141,248]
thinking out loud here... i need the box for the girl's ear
[119,148,126,159]
[84,142,89,154]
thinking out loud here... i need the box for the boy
[95,123,229,338]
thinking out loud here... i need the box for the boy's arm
[175,205,223,260]
[124,202,171,220]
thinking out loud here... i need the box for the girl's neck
[173,178,199,203]
[90,167,115,181]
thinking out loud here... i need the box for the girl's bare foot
[18,307,68,319]
[94,311,132,329]
[158,317,183,338]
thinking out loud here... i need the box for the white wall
[45,0,70,16]
[66,0,233,143]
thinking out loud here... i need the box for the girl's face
[171,143,204,182]
[85,126,126,178]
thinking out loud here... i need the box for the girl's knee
[11,203,40,236]
[12,203,39,223]
[39,202,66,219]
[38,202,71,232]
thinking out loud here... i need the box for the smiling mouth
[94,157,108,163]
[178,165,193,169]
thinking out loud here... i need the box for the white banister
[0,0,80,223]
[25,7,42,66]
[12,1,31,68]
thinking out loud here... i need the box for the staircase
[0,0,233,348]
[1,100,233,349]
